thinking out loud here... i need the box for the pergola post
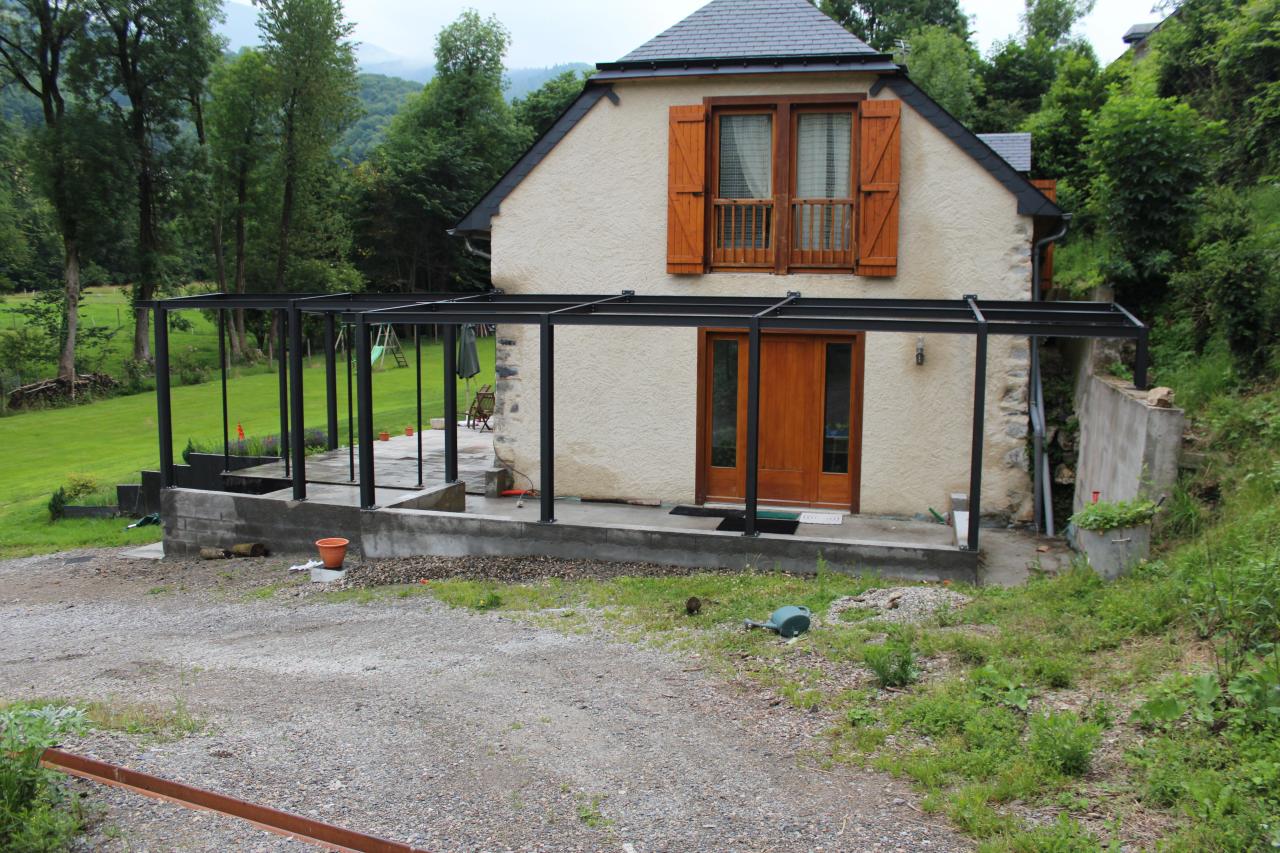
[743,317,762,537]
[444,324,459,483]
[539,316,555,523]
[414,325,423,488]
[287,304,307,501]
[154,307,174,488]
[218,309,230,472]
[323,313,339,450]
[1133,326,1149,390]
[276,309,290,477]
[346,323,355,482]
[966,296,989,552]
[355,317,377,509]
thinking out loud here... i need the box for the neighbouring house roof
[1122,22,1159,44]
[618,0,877,62]
[976,132,1032,173]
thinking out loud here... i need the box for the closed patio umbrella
[457,324,481,413]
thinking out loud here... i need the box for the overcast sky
[231,0,1164,68]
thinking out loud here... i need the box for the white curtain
[795,113,851,251]
[719,114,772,198]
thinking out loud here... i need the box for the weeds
[864,626,919,688]
[0,705,86,850]
[1028,711,1102,777]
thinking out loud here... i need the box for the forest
[0,0,1276,408]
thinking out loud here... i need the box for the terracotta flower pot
[378,431,390,442]
[405,426,414,436]
[315,537,349,569]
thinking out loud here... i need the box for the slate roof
[976,132,1032,173]
[618,0,877,62]
[1122,22,1159,43]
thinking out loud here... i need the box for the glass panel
[822,342,852,474]
[795,113,852,253]
[710,339,738,468]
[718,114,772,198]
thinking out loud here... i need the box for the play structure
[335,324,407,369]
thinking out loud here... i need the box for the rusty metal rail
[41,748,426,853]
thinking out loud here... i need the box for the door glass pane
[795,113,852,253]
[710,339,738,468]
[822,342,852,474]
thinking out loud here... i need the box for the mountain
[341,73,422,162]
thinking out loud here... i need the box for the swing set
[335,324,407,369]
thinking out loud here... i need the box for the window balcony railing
[789,199,854,268]
[712,198,775,267]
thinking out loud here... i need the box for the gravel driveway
[2,548,966,852]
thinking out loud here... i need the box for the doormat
[798,511,843,525]
[671,506,801,521]
[716,516,800,535]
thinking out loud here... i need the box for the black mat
[715,516,800,535]
[670,505,738,518]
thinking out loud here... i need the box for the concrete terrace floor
[237,427,1070,585]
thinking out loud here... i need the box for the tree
[256,0,358,294]
[207,48,274,354]
[1022,0,1094,46]
[512,68,586,137]
[973,36,1058,131]
[1021,46,1104,180]
[812,0,969,52]
[0,0,86,382]
[1083,93,1216,313]
[72,0,222,362]
[896,25,982,122]
[355,10,528,292]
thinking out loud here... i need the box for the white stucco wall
[487,73,1034,519]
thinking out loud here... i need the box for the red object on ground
[315,537,349,569]
[236,422,245,440]
[500,489,535,497]
[1092,490,1100,503]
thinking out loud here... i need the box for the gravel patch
[345,554,744,587]
[828,586,971,625]
[4,547,968,852]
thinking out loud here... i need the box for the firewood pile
[7,373,118,409]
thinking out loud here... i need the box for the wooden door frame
[695,327,865,511]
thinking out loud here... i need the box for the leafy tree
[1021,46,1104,180]
[896,25,982,122]
[973,36,1058,131]
[0,0,84,381]
[1083,93,1216,313]
[812,0,969,52]
[356,10,528,292]
[72,0,223,361]
[1021,0,1094,46]
[207,48,274,354]
[341,73,420,162]
[256,0,359,294]
[512,68,586,137]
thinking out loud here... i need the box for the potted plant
[378,430,390,442]
[405,425,414,436]
[1069,498,1159,580]
[315,537,349,569]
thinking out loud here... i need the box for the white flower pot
[1078,523,1151,580]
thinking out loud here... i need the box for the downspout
[1030,214,1071,534]
[463,236,492,261]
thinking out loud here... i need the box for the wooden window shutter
[667,104,707,274]
[856,99,901,277]
[1030,179,1059,292]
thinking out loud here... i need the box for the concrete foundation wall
[161,488,979,584]
[487,73,1036,520]
[1072,374,1185,514]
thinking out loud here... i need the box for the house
[452,0,1065,522]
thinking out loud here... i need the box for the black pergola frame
[146,290,1148,551]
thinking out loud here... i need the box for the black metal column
[444,323,458,484]
[155,307,175,488]
[276,309,290,477]
[539,317,555,523]
[1134,326,1149,390]
[967,328,988,552]
[218,309,230,472]
[287,305,307,501]
[414,325,423,488]
[324,313,339,450]
[355,317,377,509]
[346,324,355,482]
[743,318,762,537]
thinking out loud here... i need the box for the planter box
[1078,523,1151,580]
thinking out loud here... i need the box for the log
[229,543,266,558]
[200,547,231,560]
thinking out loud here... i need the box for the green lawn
[0,334,496,557]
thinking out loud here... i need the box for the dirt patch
[828,586,971,625]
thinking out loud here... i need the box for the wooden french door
[698,330,864,510]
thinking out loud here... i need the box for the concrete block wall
[1072,374,1185,514]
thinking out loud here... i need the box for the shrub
[46,487,66,521]
[0,705,87,849]
[1069,498,1159,531]
[62,474,98,502]
[1027,711,1101,777]
[864,626,919,688]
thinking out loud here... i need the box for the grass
[0,316,495,557]
[1,696,204,742]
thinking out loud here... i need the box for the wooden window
[668,96,901,277]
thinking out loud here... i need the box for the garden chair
[467,384,495,431]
